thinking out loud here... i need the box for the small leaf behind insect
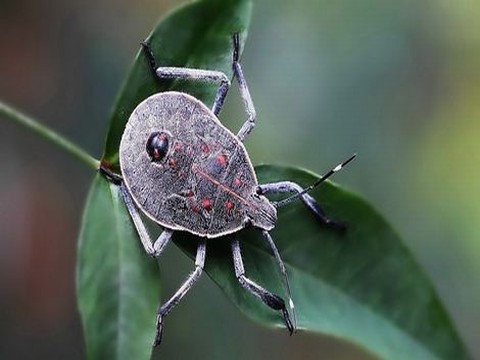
[77,175,159,360]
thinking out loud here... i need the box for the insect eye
[146,132,169,162]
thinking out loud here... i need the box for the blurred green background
[1,0,479,359]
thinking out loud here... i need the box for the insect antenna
[274,153,357,208]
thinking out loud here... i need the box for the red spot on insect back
[217,154,228,166]
[202,198,212,211]
[234,178,242,187]
[226,200,235,210]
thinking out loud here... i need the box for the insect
[118,33,355,346]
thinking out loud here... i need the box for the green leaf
[77,175,159,360]
[174,165,471,360]
[101,0,252,171]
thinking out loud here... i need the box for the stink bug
[117,33,355,346]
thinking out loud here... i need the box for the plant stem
[0,101,100,170]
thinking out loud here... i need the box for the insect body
[120,91,276,238]
[118,34,354,347]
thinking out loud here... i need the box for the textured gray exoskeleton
[118,34,355,347]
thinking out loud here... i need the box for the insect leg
[141,42,230,116]
[261,230,296,330]
[120,183,173,257]
[231,237,294,334]
[154,239,206,346]
[232,33,257,142]
[257,181,345,230]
